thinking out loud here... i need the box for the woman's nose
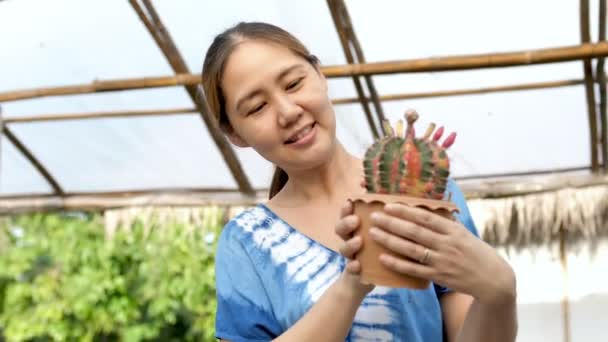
[276,95,302,127]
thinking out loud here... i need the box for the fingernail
[370,212,380,221]
[384,203,396,211]
[369,227,379,239]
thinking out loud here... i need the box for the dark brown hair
[201,22,319,199]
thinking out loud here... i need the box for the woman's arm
[441,291,517,342]
[273,273,368,342]
[272,201,373,342]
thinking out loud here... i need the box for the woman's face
[221,39,337,173]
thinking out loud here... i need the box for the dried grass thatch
[468,184,608,249]
[102,205,242,240]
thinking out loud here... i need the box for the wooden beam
[0,74,200,102]
[455,165,592,181]
[332,78,586,104]
[3,107,198,124]
[327,0,380,139]
[581,0,600,172]
[597,0,608,171]
[2,78,591,124]
[4,42,608,103]
[129,0,254,196]
[2,171,606,214]
[335,0,387,129]
[2,125,64,194]
[0,189,267,215]
[320,42,608,76]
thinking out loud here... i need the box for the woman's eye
[247,103,265,115]
[286,78,303,90]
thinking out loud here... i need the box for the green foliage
[0,208,223,341]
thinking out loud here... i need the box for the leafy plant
[0,207,223,341]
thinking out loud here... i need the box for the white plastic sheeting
[0,0,599,195]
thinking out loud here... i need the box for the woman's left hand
[369,203,516,306]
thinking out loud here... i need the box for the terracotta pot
[349,193,458,289]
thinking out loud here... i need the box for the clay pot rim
[349,192,459,213]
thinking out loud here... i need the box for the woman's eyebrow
[276,64,304,81]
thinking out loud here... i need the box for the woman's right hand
[335,200,375,297]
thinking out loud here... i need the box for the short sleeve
[434,178,479,297]
[215,221,282,341]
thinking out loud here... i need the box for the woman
[202,22,517,342]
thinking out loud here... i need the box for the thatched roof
[469,180,608,248]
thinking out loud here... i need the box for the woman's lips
[285,122,316,146]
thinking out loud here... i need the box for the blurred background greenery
[0,207,224,341]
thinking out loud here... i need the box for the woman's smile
[284,122,317,147]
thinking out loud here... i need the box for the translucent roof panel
[7,114,238,192]
[1,136,53,195]
[0,0,599,195]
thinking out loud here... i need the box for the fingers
[335,215,360,240]
[339,236,362,259]
[384,203,453,234]
[339,200,354,218]
[379,254,435,280]
[370,211,441,249]
[345,259,361,274]
[369,227,429,262]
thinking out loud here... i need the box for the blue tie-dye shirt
[215,180,478,341]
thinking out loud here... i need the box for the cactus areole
[363,109,457,200]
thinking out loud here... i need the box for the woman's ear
[226,130,250,147]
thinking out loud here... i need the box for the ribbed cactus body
[363,110,455,199]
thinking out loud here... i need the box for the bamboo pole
[581,0,600,172]
[336,0,387,128]
[332,78,586,105]
[0,74,200,102]
[2,171,606,214]
[0,189,268,215]
[2,78,590,124]
[598,0,608,171]
[327,0,380,139]
[3,107,198,124]
[129,0,254,196]
[320,42,608,77]
[2,125,64,194]
[4,42,608,103]
[455,165,592,181]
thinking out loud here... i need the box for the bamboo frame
[3,42,608,103]
[2,125,64,194]
[1,78,591,124]
[0,189,268,215]
[3,107,198,124]
[332,78,586,105]
[598,0,608,171]
[327,0,380,139]
[129,0,254,196]
[581,0,600,172]
[336,0,387,129]
[2,170,606,214]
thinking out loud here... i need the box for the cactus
[363,109,456,200]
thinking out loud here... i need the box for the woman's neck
[273,143,363,207]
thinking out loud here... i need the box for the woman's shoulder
[218,205,274,250]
